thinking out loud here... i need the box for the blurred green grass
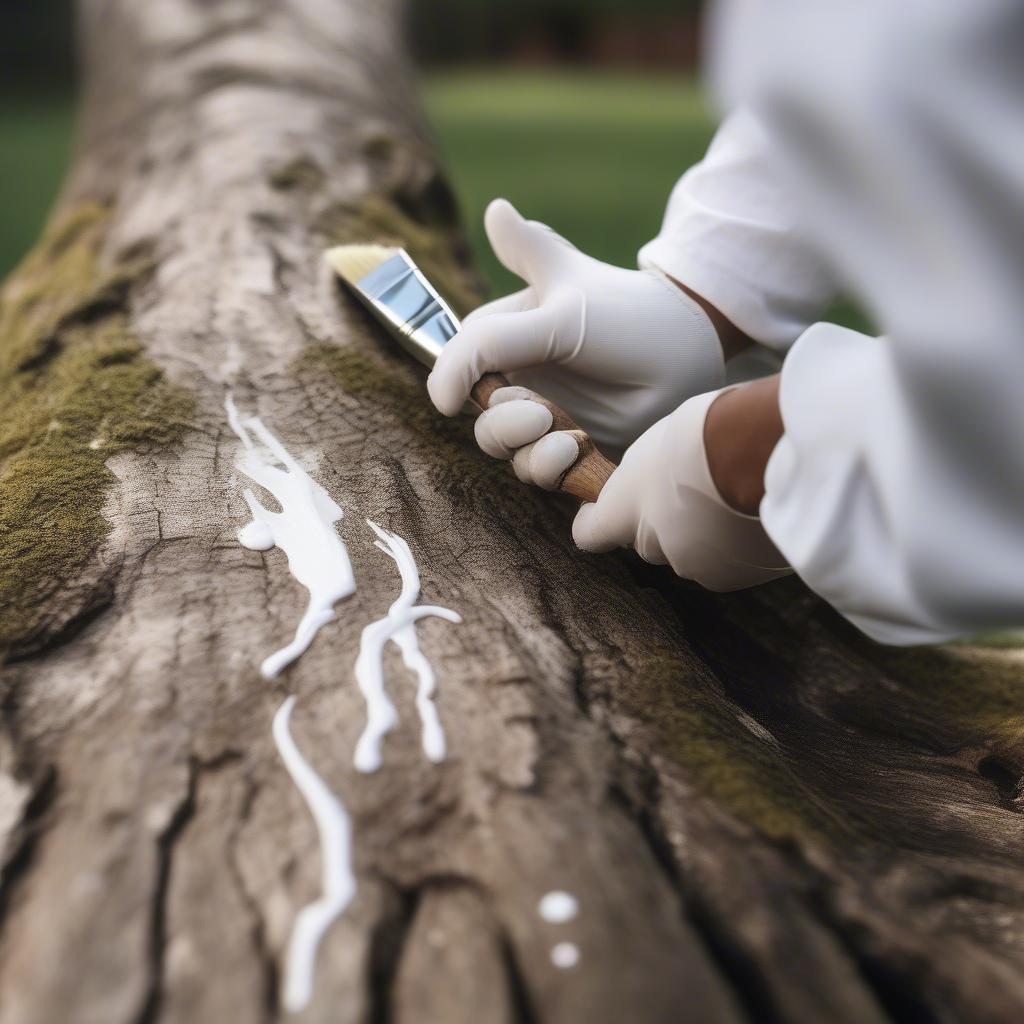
[0,98,74,279]
[424,71,716,297]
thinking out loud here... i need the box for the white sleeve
[720,1,1024,643]
[638,109,838,352]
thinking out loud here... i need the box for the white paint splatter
[225,395,356,678]
[353,521,461,773]
[538,891,578,924]
[273,696,356,1014]
[551,942,580,969]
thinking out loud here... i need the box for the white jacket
[640,0,1024,644]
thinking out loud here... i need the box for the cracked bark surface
[1,1,1023,1022]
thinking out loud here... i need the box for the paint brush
[324,245,614,502]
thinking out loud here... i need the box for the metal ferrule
[353,250,461,369]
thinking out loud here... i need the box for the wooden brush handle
[469,372,616,503]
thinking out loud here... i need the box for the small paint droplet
[538,891,578,923]
[238,520,275,551]
[551,941,579,969]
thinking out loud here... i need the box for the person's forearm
[703,375,783,515]
[667,276,780,513]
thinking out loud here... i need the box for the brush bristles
[324,244,401,285]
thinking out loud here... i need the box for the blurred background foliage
[0,0,714,295]
[410,0,702,68]
[0,0,75,280]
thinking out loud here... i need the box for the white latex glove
[572,389,791,591]
[427,198,725,460]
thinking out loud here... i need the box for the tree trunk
[1,2,1022,1022]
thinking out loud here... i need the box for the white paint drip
[273,696,356,1014]
[551,942,580,969]
[225,395,356,678]
[538,891,578,924]
[353,521,461,773]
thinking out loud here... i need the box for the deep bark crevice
[976,756,1022,812]
[224,775,280,1024]
[135,751,244,1024]
[801,881,940,1024]
[607,773,779,1024]
[135,761,200,1024]
[0,765,57,937]
[367,885,420,1024]
[498,931,541,1024]
[5,584,116,665]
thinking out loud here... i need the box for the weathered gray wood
[1,2,1022,1022]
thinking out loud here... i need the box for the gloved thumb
[485,198,577,287]
[427,303,560,416]
[572,493,633,554]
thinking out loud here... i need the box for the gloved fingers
[512,431,579,490]
[633,519,668,565]
[511,442,537,484]
[427,304,559,416]
[474,399,553,460]
[572,479,637,554]
[486,385,538,407]
[462,287,536,327]
[484,198,578,287]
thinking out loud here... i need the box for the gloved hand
[572,389,791,591]
[427,198,725,460]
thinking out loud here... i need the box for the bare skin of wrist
[703,375,784,516]
[663,277,780,513]
[669,277,755,361]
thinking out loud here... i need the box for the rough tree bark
[1,2,1022,1023]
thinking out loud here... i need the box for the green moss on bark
[0,206,192,654]
[0,203,144,377]
[627,643,1024,843]
[268,156,326,192]
[302,340,512,492]
[318,193,484,317]
[618,655,839,845]
[863,644,1024,767]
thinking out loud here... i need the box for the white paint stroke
[539,891,578,924]
[273,696,356,1014]
[225,395,356,678]
[353,521,461,773]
